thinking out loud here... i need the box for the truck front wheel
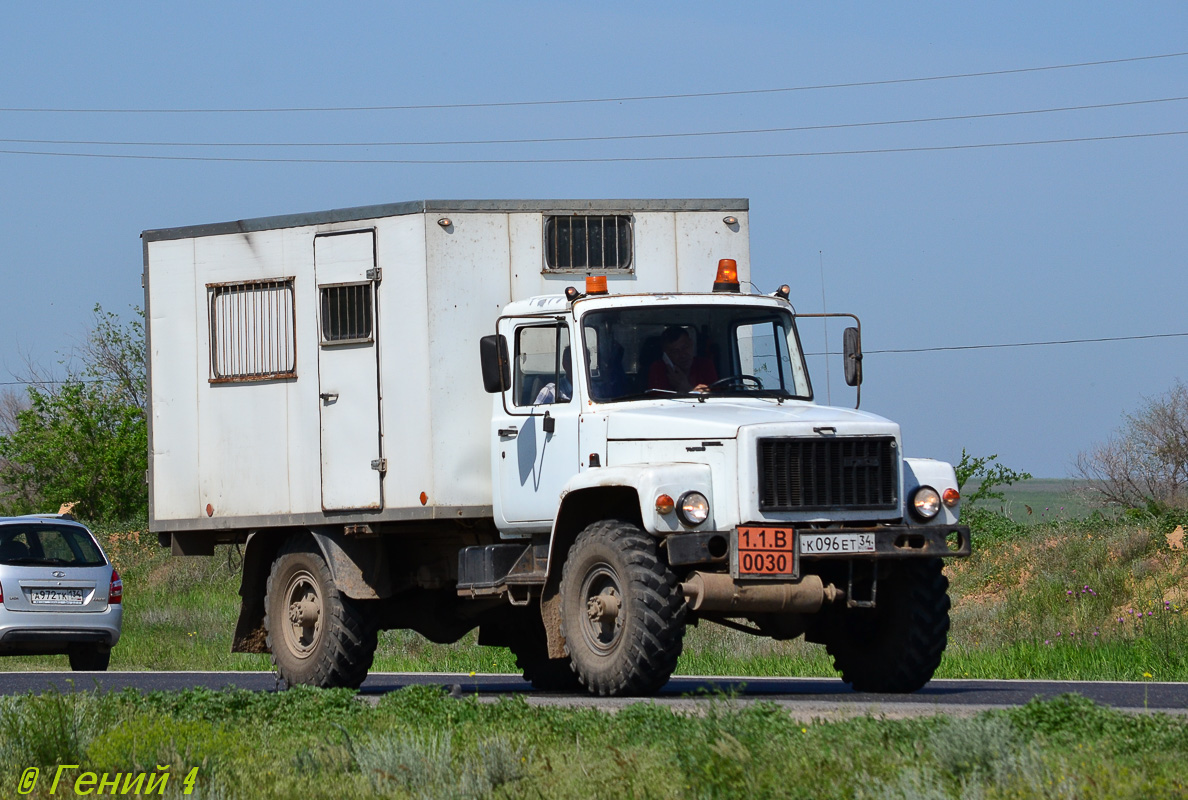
[264,538,377,689]
[559,520,686,696]
[824,558,951,693]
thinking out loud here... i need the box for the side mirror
[843,327,862,387]
[479,334,510,394]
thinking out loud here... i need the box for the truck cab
[475,265,968,695]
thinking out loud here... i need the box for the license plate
[799,532,876,555]
[30,588,85,605]
[735,526,796,576]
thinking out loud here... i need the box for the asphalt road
[1,672,1185,716]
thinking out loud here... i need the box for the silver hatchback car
[0,515,122,670]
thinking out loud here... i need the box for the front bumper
[666,524,970,573]
[796,524,971,560]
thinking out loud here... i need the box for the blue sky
[1,2,1185,477]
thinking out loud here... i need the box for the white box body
[143,200,750,532]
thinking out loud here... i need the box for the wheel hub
[578,566,624,655]
[282,570,324,658]
[289,596,321,626]
[586,591,621,623]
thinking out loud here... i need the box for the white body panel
[144,200,751,531]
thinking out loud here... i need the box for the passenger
[647,326,717,393]
[533,347,572,404]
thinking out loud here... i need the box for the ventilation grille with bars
[208,279,296,382]
[544,214,633,271]
[758,437,898,511]
[320,283,374,344]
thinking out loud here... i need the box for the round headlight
[912,486,941,520]
[676,491,710,526]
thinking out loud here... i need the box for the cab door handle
[498,427,518,438]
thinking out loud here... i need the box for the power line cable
[1,130,1185,165]
[866,331,1188,355]
[3,95,1183,149]
[2,51,1185,114]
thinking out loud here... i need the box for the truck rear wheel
[559,520,685,696]
[824,558,950,693]
[264,538,377,689]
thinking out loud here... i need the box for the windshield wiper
[610,388,679,402]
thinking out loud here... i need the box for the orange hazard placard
[734,526,796,577]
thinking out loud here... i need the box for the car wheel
[68,644,111,671]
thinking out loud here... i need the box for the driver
[647,326,717,393]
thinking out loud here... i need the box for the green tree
[0,306,146,522]
[955,449,1032,507]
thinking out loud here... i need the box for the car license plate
[799,532,877,555]
[30,588,85,605]
[735,526,796,576]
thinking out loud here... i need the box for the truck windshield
[580,304,811,402]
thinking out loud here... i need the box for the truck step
[457,543,548,596]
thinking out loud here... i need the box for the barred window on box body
[207,278,297,382]
[319,283,374,344]
[544,214,633,271]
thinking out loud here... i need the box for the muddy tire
[825,558,950,693]
[506,620,582,692]
[559,520,685,696]
[264,538,377,689]
[68,644,111,671]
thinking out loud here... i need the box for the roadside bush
[1076,381,1188,510]
[963,505,1028,543]
[133,685,364,726]
[855,767,952,800]
[352,731,531,799]
[928,714,1023,780]
[86,714,239,780]
[0,688,118,770]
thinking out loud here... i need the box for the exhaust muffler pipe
[681,571,844,614]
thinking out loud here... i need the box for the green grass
[1,686,1185,799]
[5,511,1187,682]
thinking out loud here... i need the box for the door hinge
[370,458,387,473]
[366,267,382,282]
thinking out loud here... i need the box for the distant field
[963,477,1111,523]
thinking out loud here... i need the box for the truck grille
[758,437,898,511]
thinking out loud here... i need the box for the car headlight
[676,491,710,526]
[911,486,941,520]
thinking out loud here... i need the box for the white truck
[143,199,969,696]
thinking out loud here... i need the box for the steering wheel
[708,374,762,391]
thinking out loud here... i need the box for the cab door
[492,319,582,528]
